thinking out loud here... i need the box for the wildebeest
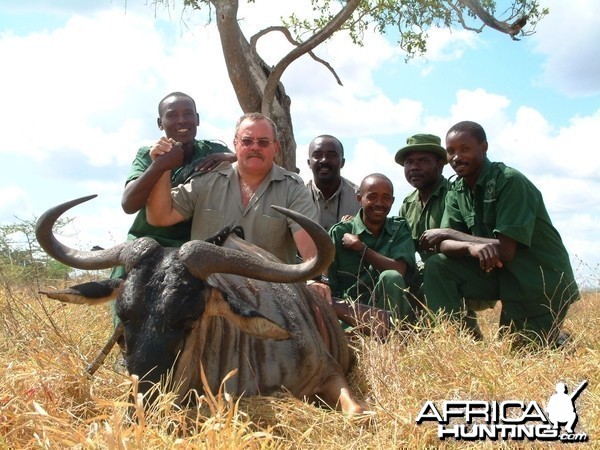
[36,195,365,415]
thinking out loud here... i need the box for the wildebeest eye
[168,317,198,332]
[182,318,198,331]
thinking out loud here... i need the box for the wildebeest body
[36,196,364,415]
[191,271,354,400]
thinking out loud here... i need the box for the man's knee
[376,270,417,320]
[378,269,406,290]
[424,252,447,270]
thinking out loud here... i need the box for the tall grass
[1,278,598,449]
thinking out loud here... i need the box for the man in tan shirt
[146,112,331,300]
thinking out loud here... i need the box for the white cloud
[0,186,31,223]
[533,0,600,96]
[449,88,511,126]
[552,110,600,179]
[419,28,479,63]
[493,106,600,183]
[0,10,165,163]
[2,2,599,284]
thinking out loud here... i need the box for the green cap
[394,133,447,166]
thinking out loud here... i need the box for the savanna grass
[1,279,598,449]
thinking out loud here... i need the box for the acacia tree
[0,217,73,284]
[163,0,547,171]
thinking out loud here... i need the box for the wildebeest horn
[180,205,334,282]
[36,195,130,270]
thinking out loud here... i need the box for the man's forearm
[146,171,175,226]
[361,245,407,276]
[438,239,473,258]
[122,163,172,214]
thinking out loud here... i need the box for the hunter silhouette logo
[546,380,587,434]
[416,380,589,442]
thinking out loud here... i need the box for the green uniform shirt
[125,139,231,247]
[400,176,450,262]
[442,158,579,312]
[172,162,317,264]
[328,211,416,300]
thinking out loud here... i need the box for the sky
[1,0,599,287]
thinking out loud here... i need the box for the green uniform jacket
[125,139,231,247]
[442,158,580,312]
[328,211,416,301]
[400,176,450,262]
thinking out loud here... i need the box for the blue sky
[1,0,599,287]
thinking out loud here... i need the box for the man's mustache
[246,151,265,160]
[316,163,333,170]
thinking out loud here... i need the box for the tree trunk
[212,0,297,171]
[208,0,528,170]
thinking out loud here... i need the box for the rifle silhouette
[570,380,588,401]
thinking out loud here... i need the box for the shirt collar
[352,208,392,236]
[309,178,344,200]
[474,158,493,190]
[405,176,449,204]
[455,158,492,192]
[229,161,279,181]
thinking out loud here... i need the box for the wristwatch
[312,274,330,285]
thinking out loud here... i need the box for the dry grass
[1,279,598,449]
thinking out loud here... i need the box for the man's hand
[194,153,237,172]
[468,242,504,273]
[341,233,363,252]
[149,137,176,160]
[149,137,184,171]
[419,228,452,252]
[307,281,332,304]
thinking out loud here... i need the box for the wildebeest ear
[40,278,124,306]
[204,287,291,341]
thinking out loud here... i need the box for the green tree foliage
[158,0,547,170]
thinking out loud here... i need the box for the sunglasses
[235,137,273,148]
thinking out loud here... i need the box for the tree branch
[250,26,343,86]
[260,0,362,115]
[456,0,529,40]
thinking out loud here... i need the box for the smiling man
[306,135,359,230]
[396,133,495,339]
[118,92,235,249]
[420,121,580,348]
[327,173,416,326]
[108,92,235,334]
[145,112,319,266]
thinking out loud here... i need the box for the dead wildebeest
[36,195,365,415]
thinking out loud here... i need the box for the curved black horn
[180,205,333,282]
[36,195,129,270]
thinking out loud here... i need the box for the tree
[160,0,547,171]
[0,216,73,285]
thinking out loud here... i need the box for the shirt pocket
[252,214,288,256]
[193,208,226,239]
[482,199,497,227]
[464,213,476,233]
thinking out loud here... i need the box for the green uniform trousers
[424,254,569,346]
[367,269,413,321]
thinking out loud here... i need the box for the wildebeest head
[35,195,334,398]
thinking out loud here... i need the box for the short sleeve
[126,147,152,184]
[493,171,539,248]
